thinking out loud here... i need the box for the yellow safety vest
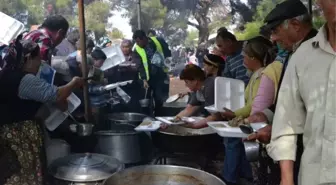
[135,45,150,81]
[150,37,169,73]
[150,37,164,56]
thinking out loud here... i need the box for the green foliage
[1,0,110,39]
[25,0,45,25]
[185,30,199,47]
[0,0,26,16]
[67,1,111,39]
[235,0,325,40]
[313,16,325,29]
[235,0,284,40]
[253,0,285,21]
[127,0,167,32]
[108,28,125,39]
[236,21,263,40]
[142,0,167,28]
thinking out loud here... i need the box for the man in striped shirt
[216,30,252,185]
[217,31,250,85]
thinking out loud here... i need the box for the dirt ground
[169,77,189,96]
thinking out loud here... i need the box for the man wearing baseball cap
[245,0,318,185]
[266,0,336,184]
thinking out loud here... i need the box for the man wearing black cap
[245,0,318,185]
[248,0,318,121]
[266,0,336,185]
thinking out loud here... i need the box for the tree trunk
[195,12,209,46]
[193,0,211,47]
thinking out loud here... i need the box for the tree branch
[187,21,200,29]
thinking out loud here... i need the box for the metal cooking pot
[77,123,94,136]
[95,130,153,164]
[69,123,94,136]
[152,125,222,155]
[46,139,70,166]
[103,165,226,185]
[49,153,124,185]
[139,98,150,107]
[243,141,261,162]
[106,112,150,130]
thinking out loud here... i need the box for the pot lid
[49,153,124,182]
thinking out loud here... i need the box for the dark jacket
[0,69,42,125]
[132,38,157,80]
[156,37,171,58]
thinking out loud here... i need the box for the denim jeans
[222,138,253,183]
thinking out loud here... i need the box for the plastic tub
[44,93,81,131]
[0,12,25,45]
[101,44,125,71]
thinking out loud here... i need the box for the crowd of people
[163,0,335,185]
[0,0,335,185]
[0,12,171,185]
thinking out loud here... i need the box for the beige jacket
[267,25,336,185]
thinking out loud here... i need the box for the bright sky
[108,10,133,39]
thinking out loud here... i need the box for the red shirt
[24,29,54,64]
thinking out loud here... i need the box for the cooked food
[228,116,246,127]
[161,125,202,136]
[171,116,182,123]
[212,124,226,128]
[140,121,152,127]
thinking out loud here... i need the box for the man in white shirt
[267,0,336,185]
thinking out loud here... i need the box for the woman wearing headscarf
[169,54,225,129]
[203,54,225,77]
[220,36,276,119]
[0,37,84,184]
[249,43,288,115]
[218,36,276,185]
[238,42,288,185]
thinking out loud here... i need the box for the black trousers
[257,134,303,185]
[148,66,169,116]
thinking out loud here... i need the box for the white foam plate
[205,105,221,114]
[134,121,161,132]
[156,117,203,125]
[166,94,180,103]
[208,121,267,138]
[214,77,245,111]
[118,80,133,86]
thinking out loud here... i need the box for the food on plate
[211,124,226,128]
[161,125,203,136]
[140,121,152,127]
[171,116,182,123]
[228,116,246,127]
